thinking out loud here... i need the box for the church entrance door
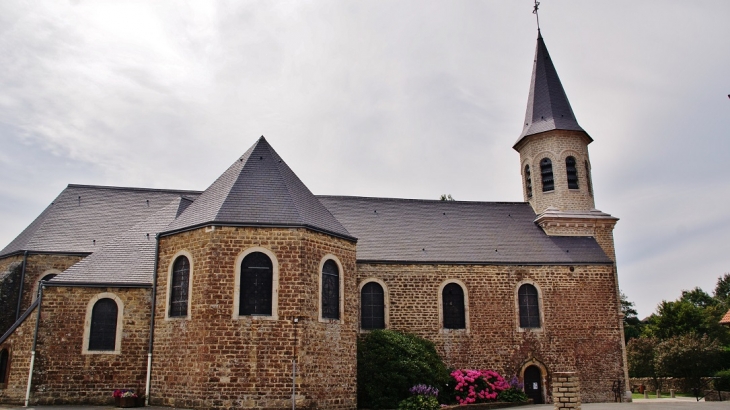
[523,365,543,404]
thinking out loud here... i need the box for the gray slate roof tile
[0,185,201,257]
[164,136,353,240]
[514,32,589,147]
[317,196,612,265]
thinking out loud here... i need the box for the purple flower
[410,384,439,397]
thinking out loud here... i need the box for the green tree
[643,288,728,344]
[621,291,643,342]
[654,334,723,392]
[626,337,660,390]
[714,273,730,303]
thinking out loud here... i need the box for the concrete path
[2,398,728,409]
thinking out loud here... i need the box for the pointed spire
[165,137,354,240]
[514,33,590,149]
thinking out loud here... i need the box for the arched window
[36,273,57,298]
[88,298,119,351]
[0,348,9,385]
[566,156,579,189]
[518,284,541,328]
[540,158,554,192]
[585,160,593,196]
[169,256,190,317]
[240,252,273,316]
[361,282,385,330]
[442,283,466,329]
[524,165,533,198]
[321,260,340,320]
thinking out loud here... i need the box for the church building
[0,32,628,409]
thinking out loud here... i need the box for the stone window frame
[232,247,279,321]
[0,346,10,389]
[165,250,194,320]
[82,292,124,355]
[31,269,61,302]
[558,149,583,192]
[514,280,545,333]
[358,278,389,332]
[438,279,470,333]
[318,254,345,324]
[532,152,555,196]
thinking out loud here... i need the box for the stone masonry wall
[152,226,357,410]
[1,286,150,405]
[516,130,595,214]
[0,255,24,336]
[18,254,86,313]
[356,262,624,403]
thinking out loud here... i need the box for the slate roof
[51,197,191,286]
[0,185,201,258]
[514,32,589,148]
[164,136,354,241]
[317,196,612,265]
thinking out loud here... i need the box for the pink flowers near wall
[450,369,510,405]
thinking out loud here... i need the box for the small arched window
[240,252,273,316]
[361,282,385,330]
[585,160,593,196]
[524,165,533,198]
[518,284,541,328]
[88,298,119,351]
[0,348,9,385]
[322,260,340,320]
[169,256,190,317]
[442,283,466,329]
[540,158,554,192]
[566,156,579,189]
[36,273,57,298]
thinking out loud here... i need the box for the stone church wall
[356,262,624,403]
[17,254,86,314]
[0,303,36,404]
[151,226,357,410]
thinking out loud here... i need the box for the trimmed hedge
[357,330,449,409]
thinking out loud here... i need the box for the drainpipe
[145,234,161,407]
[25,281,43,407]
[15,251,29,320]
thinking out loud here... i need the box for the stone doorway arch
[520,359,548,404]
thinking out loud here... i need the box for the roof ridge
[317,195,528,206]
[67,184,202,195]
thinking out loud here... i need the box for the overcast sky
[1,1,728,317]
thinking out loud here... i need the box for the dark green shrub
[714,369,730,391]
[397,395,440,410]
[357,330,449,409]
[497,387,529,403]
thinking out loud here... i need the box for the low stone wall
[704,390,730,401]
[630,377,714,393]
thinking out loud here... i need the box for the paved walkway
[2,398,728,409]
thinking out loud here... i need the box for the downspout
[15,251,29,320]
[25,280,42,407]
[145,234,160,407]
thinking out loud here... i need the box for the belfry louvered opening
[88,298,118,351]
[442,283,466,329]
[525,165,533,198]
[169,256,190,317]
[322,260,340,320]
[566,156,579,189]
[361,282,385,330]
[540,158,554,192]
[239,252,273,316]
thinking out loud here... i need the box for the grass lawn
[632,392,697,400]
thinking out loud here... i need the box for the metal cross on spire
[533,0,541,31]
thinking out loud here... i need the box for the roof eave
[158,221,358,243]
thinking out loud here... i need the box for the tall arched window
[524,165,533,198]
[540,158,554,192]
[240,252,273,316]
[321,260,340,320]
[0,348,9,385]
[442,283,466,329]
[518,284,541,328]
[169,256,190,317]
[361,282,385,330]
[585,160,593,196]
[88,298,119,351]
[565,156,579,189]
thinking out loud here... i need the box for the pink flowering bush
[450,369,510,405]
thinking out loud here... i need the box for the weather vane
[533,0,541,31]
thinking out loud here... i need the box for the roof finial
[533,0,541,33]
